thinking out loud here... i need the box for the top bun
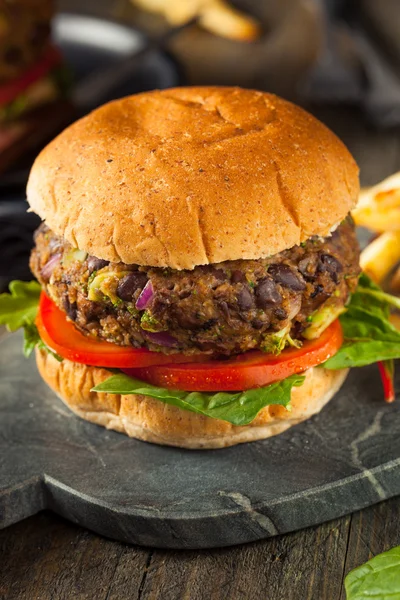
[27,87,359,270]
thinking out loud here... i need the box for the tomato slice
[0,46,62,107]
[36,292,206,368]
[123,321,344,391]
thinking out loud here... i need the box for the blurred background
[1,0,400,291]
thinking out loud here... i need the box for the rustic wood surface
[2,2,400,599]
[2,498,400,600]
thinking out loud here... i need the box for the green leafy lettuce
[0,280,41,357]
[324,273,400,369]
[0,280,61,360]
[92,373,305,426]
[345,545,400,599]
[0,280,41,330]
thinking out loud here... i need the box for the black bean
[63,297,77,321]
[274,307,287,320]
[268,264,306,291]
[255,278,282,309]
[318,254,343,283]
[87,256,109,274]
[178,289,192,300]
[310,284,324,299]
[117,272,148,301]
[231,270,246,284]
[237,287,253,311]
[85,305,103,322]
[176,313,203,329]
[212,268,227,281]
[251,318,265,330]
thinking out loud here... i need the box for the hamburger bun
[27,87,359,270]
[36,348,348,449]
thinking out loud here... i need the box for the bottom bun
[36,349,348,449]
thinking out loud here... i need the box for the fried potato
[360,231,400,283]
[352,172,400,232]
[131,0,261,41]
[199,1,260,41]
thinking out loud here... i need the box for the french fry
[131,0,261,41]
[199,1,261,42]
[360,231,400,283]
[352,172,400,232]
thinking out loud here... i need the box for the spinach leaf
[324,274,400,369]
[92,373,305,426]
[345,545,400,599]
[0,280,41,331]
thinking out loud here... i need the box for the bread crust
[36,348,348,449]
[27,87,359,269]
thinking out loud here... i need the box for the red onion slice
[143,331,178,347]
[40,253,61,282]
[135,280,154,310]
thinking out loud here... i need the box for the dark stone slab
[1,331,400,549]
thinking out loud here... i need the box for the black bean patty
[30,217,360,355]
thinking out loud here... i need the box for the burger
[2,87,400,449]
[0,0,70,166]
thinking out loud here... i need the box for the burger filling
[30,216,360,356]
[2,213,400,422]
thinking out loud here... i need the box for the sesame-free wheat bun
[27,87,359,270]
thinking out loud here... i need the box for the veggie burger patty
[30,217,360,355]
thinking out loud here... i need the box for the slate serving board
[1,332,400,549]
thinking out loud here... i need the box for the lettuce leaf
[0,280,42,356]
[0,280,61,360]
[345,545,400,599]
[0,280,41,331]
[324,273,400,369]
[92,373,305,426]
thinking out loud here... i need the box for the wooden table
[2,498,400,599]
[2,2,400,598]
